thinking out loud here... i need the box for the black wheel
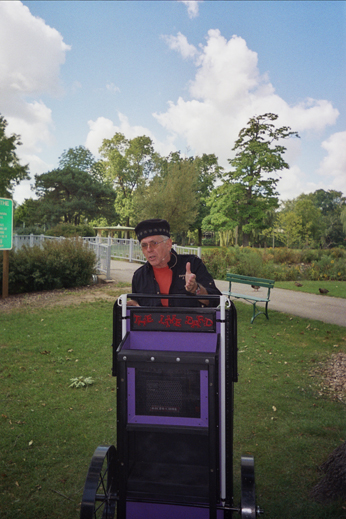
[80,445,118,519]
[241,456,256,519]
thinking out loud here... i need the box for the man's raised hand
[185,262,197,293]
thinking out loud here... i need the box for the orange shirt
[153,266,173,307]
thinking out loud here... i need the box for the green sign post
[0,198,13,299]
[0,198,13,250]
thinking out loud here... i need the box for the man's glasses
[140,239,167,250]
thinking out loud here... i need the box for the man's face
[140,235,172,268]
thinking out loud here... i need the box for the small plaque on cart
[130,309,216,332]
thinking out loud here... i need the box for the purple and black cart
[80,294,261,518]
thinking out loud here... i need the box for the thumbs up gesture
[185,262,198,293]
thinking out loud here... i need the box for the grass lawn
[275,280,346,299]
[1,288,345,518]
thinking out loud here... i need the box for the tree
[278,189,346,248]
[278,195,324,248]
[13,198,43,229]
[277,211,303,248]
[34,147,116,226]
[309,189,346,247]
[310,189,345,216]
[99,133,160,227]
[257,208,279,248]
[203,181,239,245]
[193,154,223,245]
[341,206,346,234]
[59,145,104,181]
[134,158,199,237]
[145,151,222,244]
[0,114,29,198]
[215,113,299,246]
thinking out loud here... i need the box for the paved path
[109,260,346,327]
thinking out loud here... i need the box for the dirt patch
[310,353,346,503]
[315,352,346,404]
[0,282,131,313]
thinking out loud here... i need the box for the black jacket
[131,250,221,307]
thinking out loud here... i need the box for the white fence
[13,234,62,249]
[12,234,201,280]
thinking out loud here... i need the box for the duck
[319,288,329,294]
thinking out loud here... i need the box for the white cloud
[154,31,272,165]
[0,2,70,98]
[0,2,70,165]
[7,101,54,151]
[276,165,325,201]
[191,31,260,107]
[162,32,198,60]
[276,165,306,200]
[85,114,176,158]
[85,117,119,155]
[318,131,346,194]
[0,1,71,203]
[278,98,339,133]
[155,29,341,197]
[179,1,201,19]
[156,30,339,162]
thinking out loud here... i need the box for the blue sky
[1,1,345,204]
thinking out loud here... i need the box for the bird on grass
[319,288,329,294]
[251,285,260,291]
[295,282,303,287]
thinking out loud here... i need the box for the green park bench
[223,273,275,324]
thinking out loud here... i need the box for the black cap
[135,219,170,241]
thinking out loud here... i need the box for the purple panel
[126,501,225,518]
[121,331,218,353]
[127,368,209,427]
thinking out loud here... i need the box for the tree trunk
[234,226,238,246]
[198,228,202,246]
[242,232,250,247]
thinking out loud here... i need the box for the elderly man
[127,218,221,307]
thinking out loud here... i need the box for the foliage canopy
[134,156,199,235]
[0,114,29,198]
[34,146,116,226]
[12,116,345,248]
[99,133,159,227]
[205,113,299,246]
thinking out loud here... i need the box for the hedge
[0,239,97,295]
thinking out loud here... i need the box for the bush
[14,226,45,236]
[307,256,346,281]
[201,248,236,280]
[46,223,96,238]
[264,262,301,281]
[202,246,346,282]
[203,247,268,279]
[300,248,322,263]
[0,239,97,295]
[270,247,302,264]
[330,247,346,259]
[231,248,264,277]
[202,238,217,246]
